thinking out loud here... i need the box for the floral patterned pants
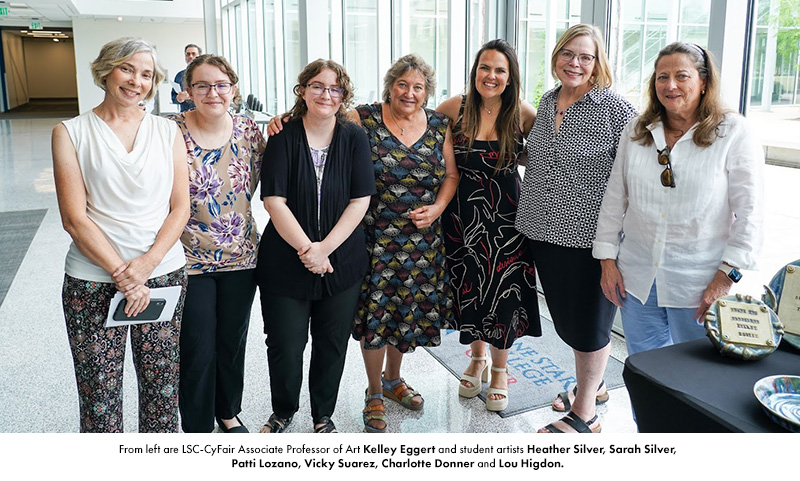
[62,268,187,432]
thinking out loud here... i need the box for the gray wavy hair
[381,53,436,107]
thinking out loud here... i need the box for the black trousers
[261,280,361,422]
[179,269,257,432]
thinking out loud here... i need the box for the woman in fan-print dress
[438,39,539,412]
[350,54,458,432]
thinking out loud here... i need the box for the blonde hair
[550,24,613,90]
[632,42,729,147]
[90,37,165,101]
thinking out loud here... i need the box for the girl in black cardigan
[256,59,375,433]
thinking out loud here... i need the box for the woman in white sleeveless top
[51,37,189,432]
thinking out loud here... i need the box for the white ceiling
[0,0,204,28]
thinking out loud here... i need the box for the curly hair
[288,59,354,121]
[382,53,436,108]
[632,42,729,147]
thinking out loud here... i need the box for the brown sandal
[381,375,424,411]
[362,392,387,433]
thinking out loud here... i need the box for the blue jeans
[620,281,706,356]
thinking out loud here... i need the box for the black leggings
[260,281,361,422]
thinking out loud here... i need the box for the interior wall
[71,18,205,113]
[1,31,29,109]
[23,38,78,99]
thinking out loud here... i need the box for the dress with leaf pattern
[442,105,541,349]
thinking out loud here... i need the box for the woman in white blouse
[52,37,189,432]
[594,42,764,358]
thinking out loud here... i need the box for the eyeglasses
[558,49,597,66]
[657,146,676,188]
[306,83,345,99]
[190,82,234,95]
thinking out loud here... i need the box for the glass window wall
[608,0,712,110]
[516,0,581,107]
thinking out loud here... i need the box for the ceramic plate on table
[753,375,800,432]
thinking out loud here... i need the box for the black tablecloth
[623,338,800,432]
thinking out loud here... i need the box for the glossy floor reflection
[1,117,797,434]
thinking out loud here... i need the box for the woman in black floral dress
[438,39,539,412]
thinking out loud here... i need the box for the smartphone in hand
[112,298,167,321]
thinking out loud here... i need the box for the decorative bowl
[762,260,800,351]
[753,375,800,432]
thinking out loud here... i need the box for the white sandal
[458,355,490,398]
[486,366,509,412]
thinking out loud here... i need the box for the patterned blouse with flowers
[169,113,266,274]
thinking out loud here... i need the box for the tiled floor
[0,116,797,434]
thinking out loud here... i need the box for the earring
[701,89,706,95]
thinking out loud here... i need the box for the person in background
[515,24,636,434]
[169,54,265,433]
[172,43,202,112]
[437,39,540,412]
[257,59,374,434]
[52,37,189,432]
[594,42,763,360]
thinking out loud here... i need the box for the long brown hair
[289,59,354,121]
[461,39,521,174]
[632,42,728,147]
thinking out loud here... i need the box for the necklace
[387,105,414,136]
[554,101,566,116]
[482,101,500,115]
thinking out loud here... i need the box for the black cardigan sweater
[256,117,376,299]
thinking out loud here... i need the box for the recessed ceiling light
[117,16,123,22]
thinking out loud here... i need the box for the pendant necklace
[554,101,567,116]
[388,106,413,136]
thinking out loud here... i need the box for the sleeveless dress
[352,103,454,353]
[442,99,541,349]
